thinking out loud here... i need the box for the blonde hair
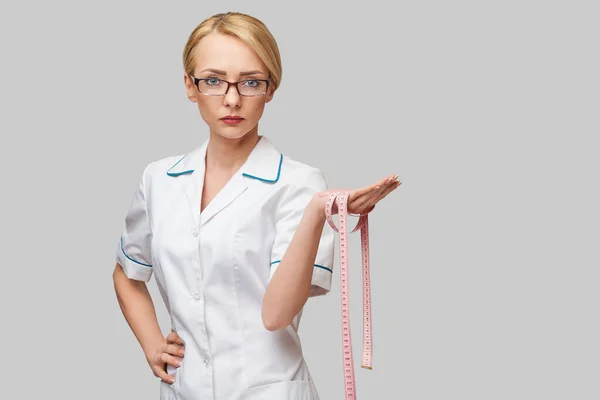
[183,12,282,91]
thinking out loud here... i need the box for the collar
[166,135,283,183]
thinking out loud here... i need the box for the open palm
[313,174,401,216]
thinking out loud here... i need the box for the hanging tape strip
[325,191,373,400]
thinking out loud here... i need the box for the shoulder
[148,154,186,175]
[137,153,187,187]
[278,153,329,191]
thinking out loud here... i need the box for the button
[191,229,198,237]
[193,293,202,302]
[203,357,211,367]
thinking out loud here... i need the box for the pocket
[160,363,181,400]
[163,342,182,394]
[243,379,317,400]
[165,327,183,386]
[159,380,178,400]
[165,362,180,381]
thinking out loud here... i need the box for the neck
[205,127,261,173]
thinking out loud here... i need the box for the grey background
[1,1,598,399]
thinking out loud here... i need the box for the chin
[213,129,251,141]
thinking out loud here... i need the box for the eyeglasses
[189,74,271,97]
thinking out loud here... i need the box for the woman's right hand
[147,330,185,384]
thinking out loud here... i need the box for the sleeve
[269,168,336,297]
[115,165,154,282]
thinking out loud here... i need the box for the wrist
[142,335,165,360]
[307,196,327,222]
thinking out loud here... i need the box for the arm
[114,164,186,383]
[113,262,164,361]
[261,171,402,332]
[262,197,324,331]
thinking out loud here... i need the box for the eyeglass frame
[188,74,271,97]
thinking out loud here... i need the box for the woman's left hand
[311,174,401,217]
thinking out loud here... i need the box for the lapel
[165,135,283,229]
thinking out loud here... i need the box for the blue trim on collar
[166,151,283,181]
[242,153,283,183]
[166,154,194,177]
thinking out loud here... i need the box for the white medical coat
[116,136,335,400]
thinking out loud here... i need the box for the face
[184,33,275,141]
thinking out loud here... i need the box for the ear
[184,73,198,103]
[265,85,275,104]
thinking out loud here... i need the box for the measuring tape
[325,191,373,399]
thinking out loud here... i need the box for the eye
[242,79,259,87]
[205,77,222,86]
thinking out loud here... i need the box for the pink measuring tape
[325,191,373,400]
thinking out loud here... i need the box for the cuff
[310,264,333,297]
[116,236,153,282]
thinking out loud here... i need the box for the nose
[223,83,241,108]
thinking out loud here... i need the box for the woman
[113,11,400,400]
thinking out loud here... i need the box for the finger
[349,174,398,205]
[362,185,388,210]
[351,182,384,204]
[167,331,184,346]
[166,332,176,343]
[351,181,387,208]
[349,192,374,211]
[353,175,393,198]
[381,177,401,195]
[360,179,400,210]
[369,175,398,195]
[381,174,398,187]
[160,352,183,369]
[375,180,401,202]
[352,184,379,199]
[363,177,397,205]
[153,365,176,384]
[381,174,400,189]
[165,344,185,357]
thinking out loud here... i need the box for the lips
[220,115,244,125]
[221,115,244,120]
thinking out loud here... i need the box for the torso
[139,136,331,400]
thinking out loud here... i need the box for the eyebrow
[199,68,267,77]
